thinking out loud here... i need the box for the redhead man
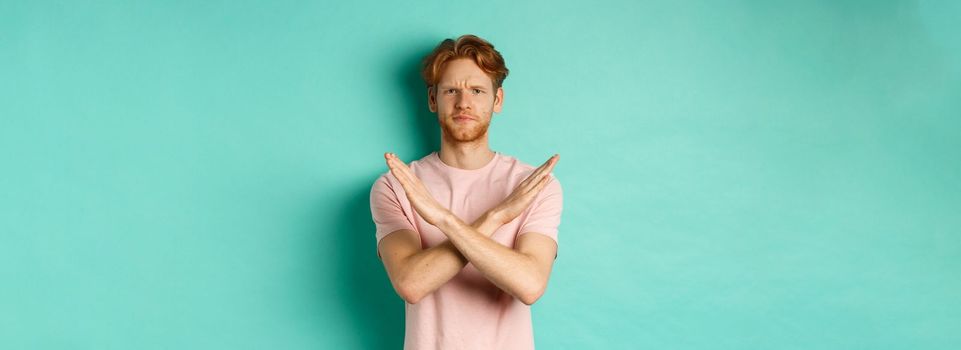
[370,34,563,350]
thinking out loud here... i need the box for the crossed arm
[377,153,559,305]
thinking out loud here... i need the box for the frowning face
[428,58,504,143]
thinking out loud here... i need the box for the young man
[370,34,563,350]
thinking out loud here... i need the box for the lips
[453,114,475,122]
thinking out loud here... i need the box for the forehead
[437,58,494,87]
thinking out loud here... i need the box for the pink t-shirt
[370,151,563,350]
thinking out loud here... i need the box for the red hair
[421,34,509,91]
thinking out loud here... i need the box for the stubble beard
[440,115,490,143]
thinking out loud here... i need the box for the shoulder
[497,153,562,185]
[370,172,397,202]
[411,154,436,173]
[496,153,532,169]
[495,153,536,177]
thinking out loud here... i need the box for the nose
[455,91,472,110]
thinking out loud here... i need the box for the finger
[532,155,554,175]
[385,154,404,181]
[534,171,553,192]
[522,154,558,188]
[527,155,558,190]
[519,154,556,186]
[531,154,559,179]
[387,164,410,190]
[385,154,403,177]
[385,152,400,171]
[393,166,417,191]
[528,170,553,194]
[386,153,411,175]
[386,154,415,188]
[386,154,428,194]
[511,175,550,211]
[540,154,558,176]
[393,159,420,188]
[392,153,415,175]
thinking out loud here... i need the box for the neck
[438,134,495,170]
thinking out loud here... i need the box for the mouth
[453,114,476,122]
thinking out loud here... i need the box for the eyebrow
[437,84,489,90]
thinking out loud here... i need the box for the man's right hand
[488,154,559,225]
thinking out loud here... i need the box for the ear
[493,87,504,113]
[427,86,437,113]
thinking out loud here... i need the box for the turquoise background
[2,1,960,349]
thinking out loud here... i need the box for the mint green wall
[2,1,959,349]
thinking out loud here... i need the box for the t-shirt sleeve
[370,174,417,257]
[517,174,563,244]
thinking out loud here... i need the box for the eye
[472,88,483,94]
[444,89,457,95]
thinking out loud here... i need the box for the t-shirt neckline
[431,151,499,174]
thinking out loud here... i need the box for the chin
[453,133,483,143]
[444,124,489,143]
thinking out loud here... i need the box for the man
[370,34,563,350]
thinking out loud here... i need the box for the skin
[378,58,561,305]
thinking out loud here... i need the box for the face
[428,58,504,143]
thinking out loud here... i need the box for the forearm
[399,213,503,303]
[436,212,544,304]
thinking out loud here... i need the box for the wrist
[485,207,507,226]
[437,210,462,231]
